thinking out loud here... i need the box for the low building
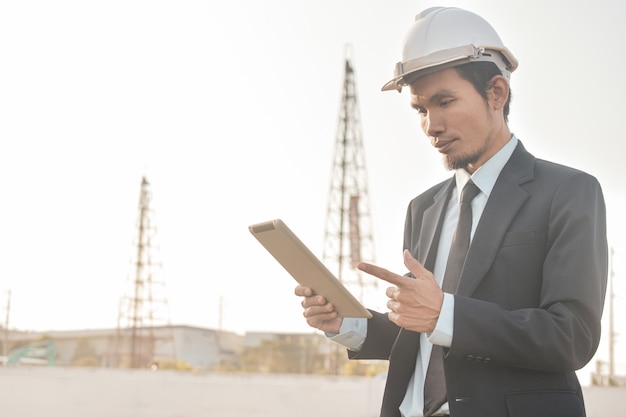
[2,325,244,371]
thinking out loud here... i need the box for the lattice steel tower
[323,49,378,307]
[115,176,174,369]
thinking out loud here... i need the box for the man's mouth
[435,139,456,153]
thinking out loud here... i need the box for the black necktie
[423,180,480,417]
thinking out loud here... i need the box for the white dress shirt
[329,136,518,417]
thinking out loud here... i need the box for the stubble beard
[443,141,490,171]
[444,104,496,171]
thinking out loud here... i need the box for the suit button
[475,356,483,362]
[465,355,474,361]
[484,357,491,363]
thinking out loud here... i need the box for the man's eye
[441,99,453,107]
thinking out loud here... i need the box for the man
[296,7,608,417]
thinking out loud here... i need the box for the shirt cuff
[427,293,454,347]
[326,317,367,351]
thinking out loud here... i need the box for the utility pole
[323,47,377,302]
[115,177,174,369]
[2,290,10,357]
[323,48,377,374]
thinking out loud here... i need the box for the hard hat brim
[381,45,518,92]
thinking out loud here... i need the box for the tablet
[249,219,372,319]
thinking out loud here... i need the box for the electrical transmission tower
[115,176,174,369]
[323,49,378,310]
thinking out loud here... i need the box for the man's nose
[423,112,444,138]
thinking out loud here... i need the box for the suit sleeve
[348,310,401,360]
[450,172,608,372]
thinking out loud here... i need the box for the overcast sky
[1,0,625,378]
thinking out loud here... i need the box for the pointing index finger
[357,261,411,287]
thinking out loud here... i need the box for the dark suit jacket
[350,142,608,417]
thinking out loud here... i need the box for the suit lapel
[382,179,454,412]
[382,328,420,413]
[457,142,535,297]
[420,179,455,269]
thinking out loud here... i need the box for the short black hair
[454,61,512,123]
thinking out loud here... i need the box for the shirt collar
[454,135,518,199]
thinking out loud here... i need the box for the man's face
[409,68,503,173]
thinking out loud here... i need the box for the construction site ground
[1,366,623,417]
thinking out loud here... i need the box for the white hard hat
[382,7,518,92]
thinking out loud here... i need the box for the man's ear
[488,75,509,111]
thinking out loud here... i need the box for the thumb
[403,250,430,279]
